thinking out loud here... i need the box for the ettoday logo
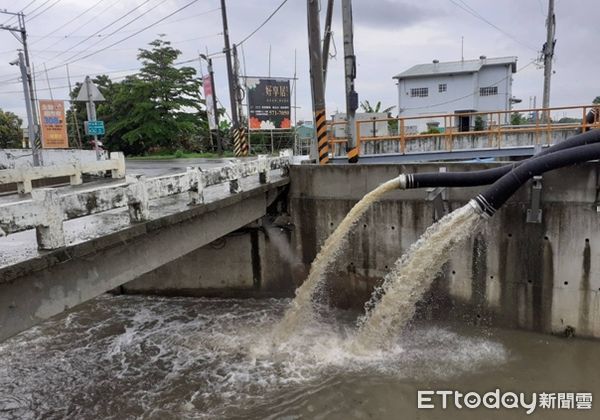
[417,389,593,415]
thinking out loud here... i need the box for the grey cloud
[352,0,439,29]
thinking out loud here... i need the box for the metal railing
[0,156,290,250]
[327,104,600,156]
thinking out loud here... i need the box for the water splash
[351,204,484,351]
[273,177,403,340]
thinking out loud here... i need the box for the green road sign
[85,120,105,136]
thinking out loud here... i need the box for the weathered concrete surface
[123,220,300,298]
[0,174,289,341]
[333,128,580,156]
[289,163,600,339]
[0,149,108,169]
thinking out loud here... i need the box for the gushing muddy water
[274,177,403,339]
[1,295,599,419]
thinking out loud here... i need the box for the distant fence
[0,156,290,250]
[327,104,600,156]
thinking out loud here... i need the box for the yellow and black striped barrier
[233,127,249,157]
[347,145,359,163]
[315,109,329,165]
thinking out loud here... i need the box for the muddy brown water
[0,295,598,419]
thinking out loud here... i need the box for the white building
[393,56,517,133]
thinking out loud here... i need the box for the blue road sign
[85,120,105,136]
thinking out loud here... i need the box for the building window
[480,86,498,96]
[410,87,429,97]
[438,83,447,93]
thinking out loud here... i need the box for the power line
[448,0,539,52]
[43,0,154,63]
[28,0,63,21]
[0,55,207,95]
[61,0,166,64]
[48,0,201,70]
[401,60,537,111]
[0,0,38,25]
[236,0,289,47]
[30,0,107,46]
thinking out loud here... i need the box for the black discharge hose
[471,141,600,218]
[401,129,600,189]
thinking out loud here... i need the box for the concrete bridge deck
[0,158,289,341]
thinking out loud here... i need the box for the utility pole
[1,11,42,166]
[321,0,335,90]
[307,0,328,164]
[231,44,248,154]
[342,0,358,163]
[542,0,555,115]
[201,54,222,155]
[220,0,248,156]
[15,52,38,164]
[84,76,101,159]
[66,64,83,149]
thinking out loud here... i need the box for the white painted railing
[0,156,289,250]
[0,152,126,194]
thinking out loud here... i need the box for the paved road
[126,157,252,177]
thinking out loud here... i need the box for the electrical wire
[236,0,289,47]
[449,0,539,52]
[0,0,38,25]
[28,0,63,22]
[43,0,154,62]
[61,0,166,64]
[30,0,107,46]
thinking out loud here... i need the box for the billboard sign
[203,75,217,130]
[247,78,291,130]
[39,99,69,148]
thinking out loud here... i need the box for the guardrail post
[258,155,270,184]
[187,167,204,205]
[16,173,32,195]
[110,152,126,179]
[70,163,83,187]
[126,175,150,222]
[32,188,65,250]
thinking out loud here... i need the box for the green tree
[0,108,23,148]
[110,38,206,154]
[360,100,398,133]
[68,38,209,156]
[359,100,395,114]
[593,96,600,104]
[510,112,526,125]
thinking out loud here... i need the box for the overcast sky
[0,0,597,124]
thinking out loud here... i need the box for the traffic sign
[85,120,105,136]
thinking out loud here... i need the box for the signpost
[39,99,69,149]
[75,76,105,159]
[84,120,105,136]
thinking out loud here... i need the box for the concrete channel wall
[287,163,600,339]
[123,161,600,339]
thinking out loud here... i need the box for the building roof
[393,56,517,80]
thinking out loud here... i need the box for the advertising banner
[247,78,291,130]
[203,75,217,130]
[39,99,69,148]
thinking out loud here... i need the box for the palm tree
[360,100,395,114]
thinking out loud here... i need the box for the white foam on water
[0,295,506,419]
[273,176,403,341]
[351,204,484,351]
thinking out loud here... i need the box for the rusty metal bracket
[526,175,543,223]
